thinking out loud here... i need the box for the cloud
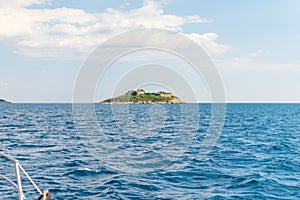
[0,0,46,8]
[186,32,230,56]
[215,50,300,72]
[0,0,228,59]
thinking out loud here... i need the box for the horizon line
[4,101,300,104]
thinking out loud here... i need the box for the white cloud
[186,32,230,56]
[215,50,300,72]
[0,0,228,59]
[0,0,46,8]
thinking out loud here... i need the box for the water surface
[0,104,299,199]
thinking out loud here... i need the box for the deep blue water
[0,104,300,199]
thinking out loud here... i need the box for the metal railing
[0,152,44,200]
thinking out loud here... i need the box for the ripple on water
[0,103,300,199]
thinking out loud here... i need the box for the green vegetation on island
[98,89,183,104]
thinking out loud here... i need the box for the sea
[0,103,299,199]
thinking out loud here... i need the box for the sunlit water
[0,104,300,199]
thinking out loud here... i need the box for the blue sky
[0,0,299,102]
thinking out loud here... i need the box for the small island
[98,89,184,104]
[0,99,11,104]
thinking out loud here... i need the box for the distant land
[98,89,184,104]
[0,99,11,103]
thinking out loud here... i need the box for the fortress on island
[98,89,183,104]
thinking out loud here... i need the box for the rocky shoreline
[99,100,183,104]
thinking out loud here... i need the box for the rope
[17,163,43,194]
[0,174,18,189]
[0,152,16,162]
[1,152,45,198]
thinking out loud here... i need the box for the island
[98,89,184,104]
[0,99,11,104]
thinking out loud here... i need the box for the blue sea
[0,104,300,199]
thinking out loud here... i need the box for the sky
[0,0,300,103]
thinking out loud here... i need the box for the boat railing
[0,152,51,200]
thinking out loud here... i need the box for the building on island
[126,89,145,96]
[136,89,145,95]
[158,91,172,98]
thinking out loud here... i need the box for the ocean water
[0,103,300,199]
